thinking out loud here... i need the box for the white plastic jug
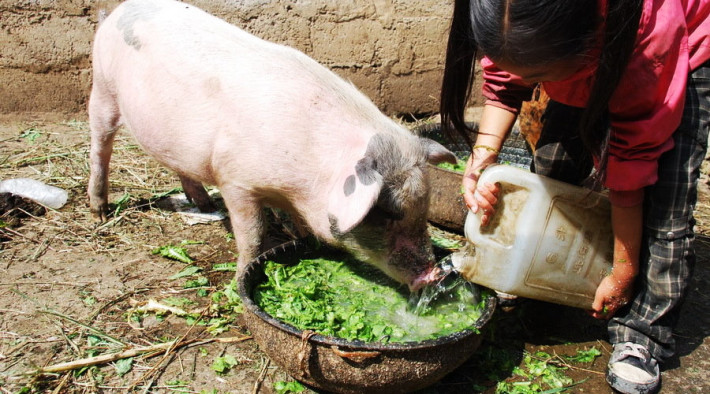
[450,164,614,309]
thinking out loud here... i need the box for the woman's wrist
[610,262,637,286]
[472,144,500,154]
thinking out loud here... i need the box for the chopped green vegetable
[437,158,467,173]
[274,380,306,394]
[255,257,486,343]
[211,262,237,272]
[20,128,42,142]
[152,245,194,264]
[564,347,602,363]
[211,355,239,374]
[162,297,195,307]
[112,193,133,216]
[431,236,464,250]
[113,357,133,377]
[183,276,209,289]
[169,265,202,280]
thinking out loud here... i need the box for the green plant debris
[82,296,97,306]
[112,193,133,216]
[113,357,133,377]
[563,347,602,363]
[169,265,202,280]
[162,297,196,308]
[149,187,183,201]
[211,355,239,374]
[179,240,205,246]
[165,380,191,391]
[431,236,464,250]
[493,350,593,394]
[467,342,600,393]
[274,380,307,394]
[203,279,243,334]
[437,158,467,173]
[211,262,237,272]
[183,276,209,289]
[20,128,42,143]
[255,257,486,343]
[152,245,194,264]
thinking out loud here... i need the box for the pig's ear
[328,156,383,235]
[420,138,457,165]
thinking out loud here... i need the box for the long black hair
[440,0,644,184]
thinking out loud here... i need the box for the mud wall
[0,0,486,116]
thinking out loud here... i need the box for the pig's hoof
[90,209,108,223]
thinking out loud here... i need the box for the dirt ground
[1,113,708,393]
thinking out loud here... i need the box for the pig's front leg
[178,175,215,212]
[220,187,266,274]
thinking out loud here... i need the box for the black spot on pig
[328,214,343,237]
[116,0,162,50]
[355,156,378,186]
[343,175,356,196]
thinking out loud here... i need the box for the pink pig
[88,0,456,290]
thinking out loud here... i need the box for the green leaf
[274,380,306,394]
[152,245,194,264]
[436,158,467,173]
[180,240,204,245]
[564,347,602,363]
[169,265,202,280]
[184,276,209,289]
[20,128,42,142]
[165,379,190,388]
[211,354,239,374]
[114,357,133,376]
[431,236,464,250]
[83,296,97,306]
[112,193,133,216]
[211,262,237,272]
[162,297,196,307]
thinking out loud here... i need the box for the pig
[88,0,457,290]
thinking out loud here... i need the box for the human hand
[462,147,500,226]
[589,272,634,319]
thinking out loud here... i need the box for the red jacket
[481,0,710,194]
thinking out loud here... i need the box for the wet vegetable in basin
[254,256,487,343]
[238,239,496,394]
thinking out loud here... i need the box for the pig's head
[327,132,457,291]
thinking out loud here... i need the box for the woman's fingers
[464,181,500,226]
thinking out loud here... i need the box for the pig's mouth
[408,265,444,292]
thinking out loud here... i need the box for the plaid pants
[532,62,710,363]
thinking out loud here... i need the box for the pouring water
[408,254,481,316]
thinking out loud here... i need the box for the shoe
[606,342,660,394]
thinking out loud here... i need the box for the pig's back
[93,0,406,196]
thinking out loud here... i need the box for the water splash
[408,256,481,315]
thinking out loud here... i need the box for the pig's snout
[408,265,443,292]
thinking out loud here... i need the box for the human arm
[464,58,533,225]
[590,189,643,319]
[462,104,517,226]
